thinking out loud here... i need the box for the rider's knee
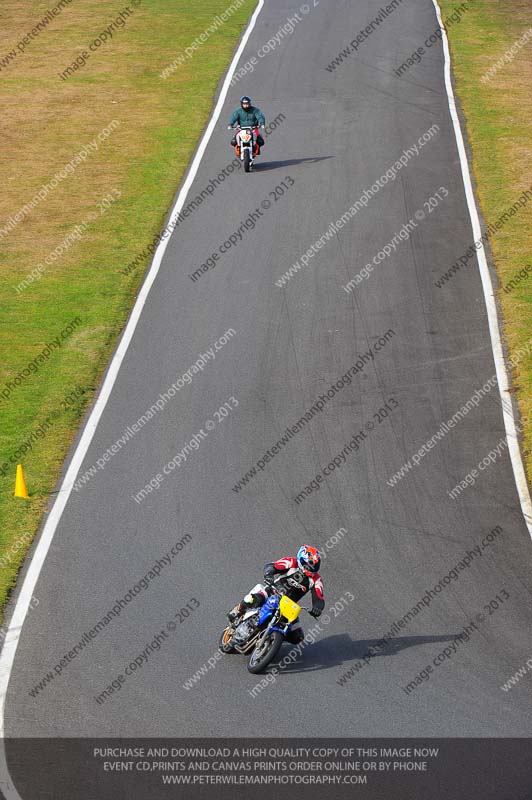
[244,590,266,607]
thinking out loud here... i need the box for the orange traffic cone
[14,464,29,499]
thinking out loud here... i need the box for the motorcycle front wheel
[243,149,251,173]
[247,631,284,674]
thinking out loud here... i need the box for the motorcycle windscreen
[279,595,301,622]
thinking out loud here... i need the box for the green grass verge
[0,0,256,618]
[439,0,532,483]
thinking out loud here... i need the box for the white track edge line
[0,0,265,765]
[1,0,530,790]
[432,0,532,538]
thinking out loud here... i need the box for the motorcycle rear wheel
[247,631,283,673]
[219,625,237,654]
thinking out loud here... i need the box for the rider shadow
[253,156,334,171]
[274,633,461,675]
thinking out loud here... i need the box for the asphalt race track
[3,0,532,760]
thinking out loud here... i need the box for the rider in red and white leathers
[228,545,325,644]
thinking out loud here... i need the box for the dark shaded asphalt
[5,0,532,747]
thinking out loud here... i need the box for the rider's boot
[227,601,245,623]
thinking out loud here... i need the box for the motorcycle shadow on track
[273,633,462,675]
[253,155,334,171]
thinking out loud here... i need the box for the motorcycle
[219,571,311,674]
[231,125,261,173]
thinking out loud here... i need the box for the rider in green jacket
[227,96,266,152]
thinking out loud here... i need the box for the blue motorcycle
[220,582,309,674]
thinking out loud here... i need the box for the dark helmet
[240,95,252,109]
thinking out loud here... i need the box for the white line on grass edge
[0,0,265,790]
[432,0,532,538]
